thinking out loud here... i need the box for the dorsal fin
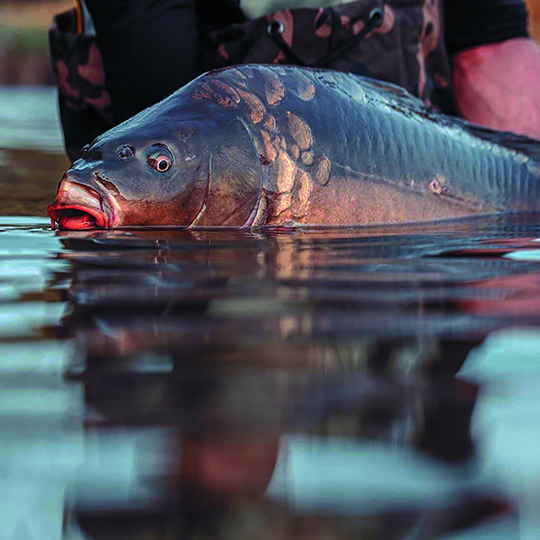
[459,121,540,166]
[357,74,540,166]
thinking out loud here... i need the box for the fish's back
[188,65,540,225]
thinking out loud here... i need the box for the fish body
[48,64,540,229]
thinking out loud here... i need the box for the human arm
[452,37,540,139]
[444,0,540,139]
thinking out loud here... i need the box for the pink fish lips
[47,182,112,230]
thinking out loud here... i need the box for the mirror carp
[48,64,540,229]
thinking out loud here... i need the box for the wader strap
[267,6,384,70]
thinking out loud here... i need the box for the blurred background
[0,0,72,85]
[530,0,540,40]
[0,0,539,86]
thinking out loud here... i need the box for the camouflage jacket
[49,0,456,161]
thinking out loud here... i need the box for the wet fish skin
[48,64,540,229]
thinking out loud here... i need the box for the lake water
[2,87,540,540]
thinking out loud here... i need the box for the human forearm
[452,37,540,139]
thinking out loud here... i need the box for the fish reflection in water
[49,216,540,539]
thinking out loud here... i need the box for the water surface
[2,89,540,540]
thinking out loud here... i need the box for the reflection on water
[2,215,540,539]
[3,86,540,539]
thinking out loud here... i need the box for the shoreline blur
[0,0,71,85]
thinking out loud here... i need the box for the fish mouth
[47,182,113,230]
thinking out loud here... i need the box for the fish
[47,64,540,230]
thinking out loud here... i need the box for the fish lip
[47,182,114,230]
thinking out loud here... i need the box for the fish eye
[148,155,173,172]
[147,146,174,173]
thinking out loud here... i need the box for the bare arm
[452,37,540,139]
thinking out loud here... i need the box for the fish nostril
[80,145,103,162]
[60,168,101,193]
[116,145,135,160]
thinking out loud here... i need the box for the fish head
[48,111,214,229]
[49,72,268,230]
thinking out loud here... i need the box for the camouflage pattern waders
[49,9,114,161]
[49,0,456,161]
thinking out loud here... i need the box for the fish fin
[356,76,433,114]
[360,76,423,102]
[460,122,540,166]
[359,74,540,165]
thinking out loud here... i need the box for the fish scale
[248,67,530,215]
